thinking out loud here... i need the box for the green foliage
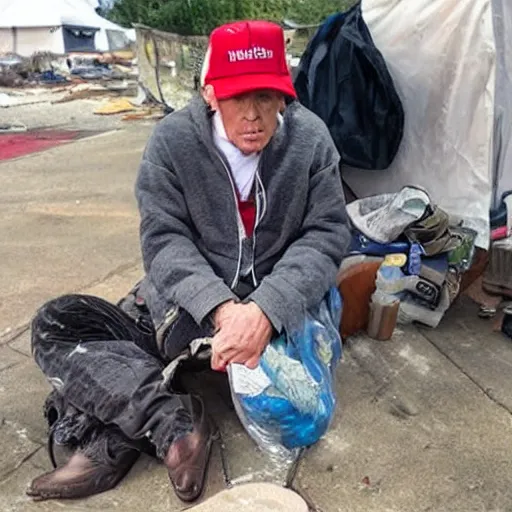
[107,0,358,35]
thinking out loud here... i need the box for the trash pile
[67,51,136,80]
[0,53,29,87]
[471,192,512,338]
[0,50,137,88]
[0,50,143,106]
[92,95,166,121]
[340,186,477,340]
[486,192,512,298]
[0,49,168,121]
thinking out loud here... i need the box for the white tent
[343,0,512,250]
[0,0,131,55]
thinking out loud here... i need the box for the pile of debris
[338,186,478,340]
[0,49,167,120]
[0,50,138,92]
[462,193,512,338]
[0,54,27,87]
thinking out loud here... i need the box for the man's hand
[211,301,272,371]
[212,300,237,332]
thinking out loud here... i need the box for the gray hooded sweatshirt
[135,97,350,335]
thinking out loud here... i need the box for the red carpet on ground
[0,130,80,161]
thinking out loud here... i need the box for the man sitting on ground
[27,20,350,503]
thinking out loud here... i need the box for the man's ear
[202,85,219,111]
[278,94,286,113]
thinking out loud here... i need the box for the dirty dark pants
[31,294,208,460]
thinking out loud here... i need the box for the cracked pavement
[2,126,512,511]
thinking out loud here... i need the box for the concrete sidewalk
[1,129,512,512]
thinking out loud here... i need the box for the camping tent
[342,0,512,250]
[0,0,131,55]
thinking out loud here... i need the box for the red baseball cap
[202,21,297,100]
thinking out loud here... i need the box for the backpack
[295,2,404,170]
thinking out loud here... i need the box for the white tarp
[492,0,512,206]
[344,0,496,248]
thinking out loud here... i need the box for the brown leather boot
[26,443,139,501]
[164,397,214,503]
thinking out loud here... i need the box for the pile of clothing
[344,186,477,333]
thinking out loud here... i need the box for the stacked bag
[347,186,477,331]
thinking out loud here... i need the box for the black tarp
[63,25,98,53]
[294,2,404,170]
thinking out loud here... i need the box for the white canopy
[1,0,101,28]
[0,0,131,52]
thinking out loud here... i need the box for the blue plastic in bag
[228,288,343,458]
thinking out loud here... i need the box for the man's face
[216,90,285,154]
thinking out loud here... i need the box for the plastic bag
[228,288,343,458]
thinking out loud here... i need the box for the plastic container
[375,264,417,295]
[483,237,512,297]
[408,243,423,275]
[367,290,400,341]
